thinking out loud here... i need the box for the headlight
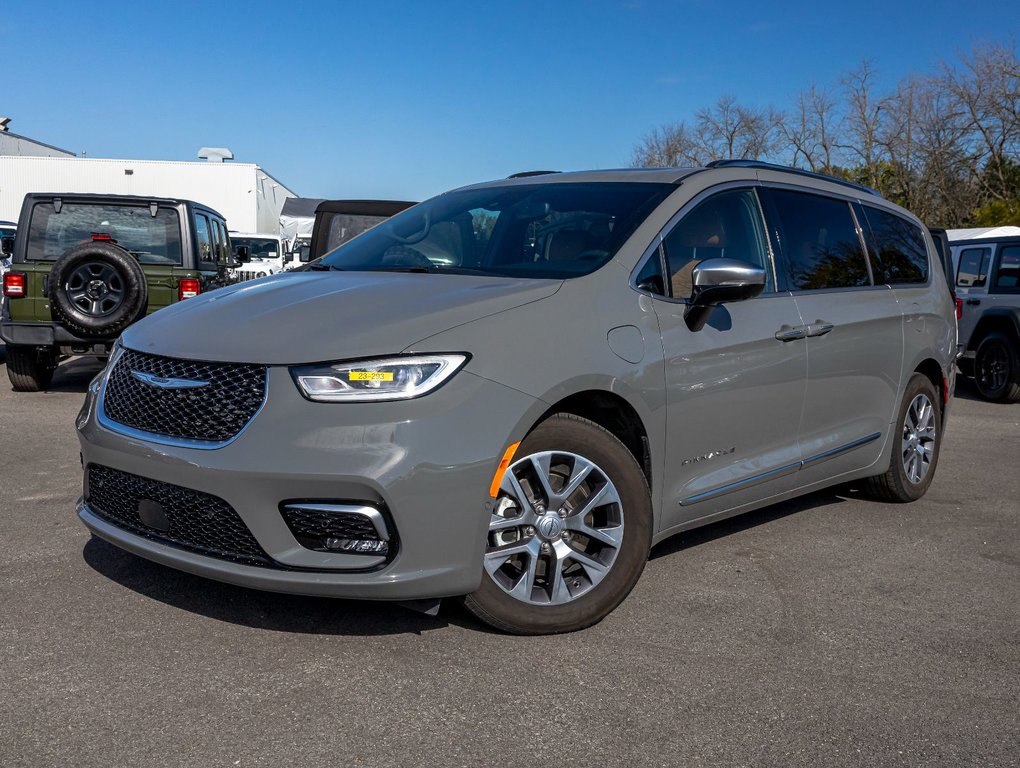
[291,354,468,402]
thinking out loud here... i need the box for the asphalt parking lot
[1,349,1017,768]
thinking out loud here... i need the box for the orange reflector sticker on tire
[489,441,521,498]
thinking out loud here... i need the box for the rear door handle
[804,321,834,338]
[775,325,807,342]
[966,298,981,306]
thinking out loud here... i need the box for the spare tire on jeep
[47,241,148,337]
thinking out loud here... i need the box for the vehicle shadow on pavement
[82,536,465,636]
[649,488,854,561]
[46,356,106,392]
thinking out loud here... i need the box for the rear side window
[863,206,928,284]
[194,215,214,263]
[25,203,182,265]
[994,245,1020,291]
[957,247,992,288]
[662,188,772,298]
[769,189,870,290]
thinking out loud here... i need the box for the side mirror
[1,236,13,256]
[284,252,296,263]
[684,258,766,332]
[234,245,251,263]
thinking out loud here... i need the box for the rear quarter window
[863,206,928,284]
[956,247,992,288]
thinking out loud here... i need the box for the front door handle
[775,325,807,342]
[804,321,834,338]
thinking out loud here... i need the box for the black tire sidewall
[465,415,653,634]
[48,242,147,338]
[974,332,1017,402]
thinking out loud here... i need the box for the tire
[863,373,942,503]
[6,345,56,392]
[463,414,652,635]
[973,332,1020,403]
[47,241,147,338]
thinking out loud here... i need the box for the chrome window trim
[629,181,778,303]
[95,345,270,451]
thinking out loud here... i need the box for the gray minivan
[75,162,957,634]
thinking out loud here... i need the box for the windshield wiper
[305,262,343,271]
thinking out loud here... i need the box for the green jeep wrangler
[1,193,243,391]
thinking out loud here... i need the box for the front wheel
[463,414,652,635]
[863,373,942,502]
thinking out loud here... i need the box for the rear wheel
[463,414,652,635]
[864,373,942,502]
[973,332,1020,403]
[5,345,57,392]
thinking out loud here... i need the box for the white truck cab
[228,232,287,281]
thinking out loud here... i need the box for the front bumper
[77,364,541,600]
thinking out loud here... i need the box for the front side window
[194,215,213,263]
[25,203,182,264]
[318,182,674,279]
[769,189,870,290]
[993,245,1020,290]
[957,247,992,288]
[863,206,928,284]
[661,188,772,299]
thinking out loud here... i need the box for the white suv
[228,232,287,281]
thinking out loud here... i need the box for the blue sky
[3,1,1017,200]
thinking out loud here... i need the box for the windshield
[232,237,280,259]
[318,182,673,278]
[25,202,182,264]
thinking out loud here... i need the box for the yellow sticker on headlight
[349,371,394,382]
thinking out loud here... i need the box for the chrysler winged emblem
[130,370,210,389]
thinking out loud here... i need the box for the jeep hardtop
[1,193,242,391]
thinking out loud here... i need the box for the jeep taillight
[954,298,963,320]
[178,278,201,300]
[2,272,26,298]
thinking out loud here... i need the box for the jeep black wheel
[863,373,942,503]
[973,332,1020,403]
[463,414,652,635]
[48,241,147,338]
[5,345,57,392]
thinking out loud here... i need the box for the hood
[121,271,561,364]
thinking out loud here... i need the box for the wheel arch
[967,310,1020,351]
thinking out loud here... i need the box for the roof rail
[507,170,561,179]
[705,159,882,197]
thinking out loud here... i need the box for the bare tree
[631,121,704,167]
[780,84,842,172]
[839,60,889,189]
[939,42,1020,215]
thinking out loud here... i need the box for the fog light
[324,537,389,554]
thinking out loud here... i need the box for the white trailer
[0,155,296,233]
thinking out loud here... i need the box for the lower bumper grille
[86,464,274,567]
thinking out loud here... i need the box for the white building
[0,122,75,158]
[0,128,297,233]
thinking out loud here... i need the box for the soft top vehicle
[1,193,241,391]
[76,163,956,634]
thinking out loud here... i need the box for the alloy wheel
[901,393,936,484]
[65,262,125,317]
[485,450,624,606]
